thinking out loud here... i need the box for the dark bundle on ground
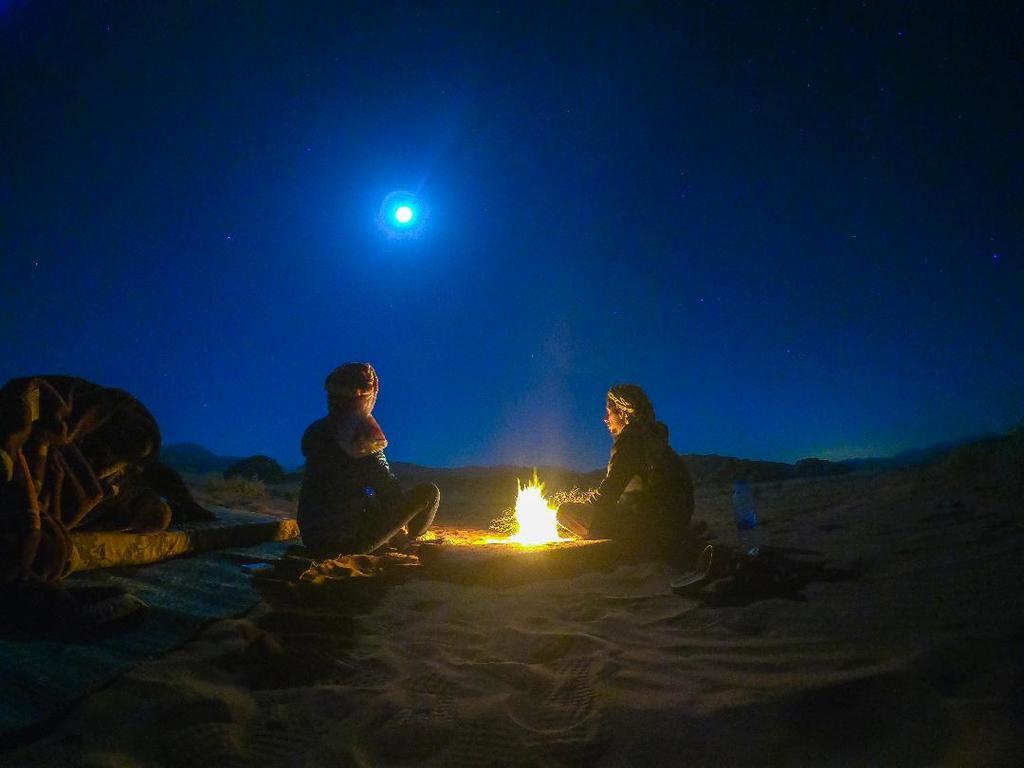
[0,375,213,584]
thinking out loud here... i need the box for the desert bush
[269,485,301,502]
[224,455,286,484]
[205,472,268,499]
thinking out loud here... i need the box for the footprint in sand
[370,696,456,762]
[245,698,337,767]
[506,656,607,765]
[361,667,464,763]
[443,713,534,767]
[489,625,611,665]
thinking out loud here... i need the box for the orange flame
[491,472,572,546]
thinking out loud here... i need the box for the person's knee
[403,483,440,539]
[412,483,440,513]
[424,482,440,506]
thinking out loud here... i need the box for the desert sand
[5,438,1023,767]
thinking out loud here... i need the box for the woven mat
[0,540,290,744]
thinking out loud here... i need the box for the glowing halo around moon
[377,190,426,239]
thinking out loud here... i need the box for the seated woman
[557,384,694,552]
[297,363,440,556]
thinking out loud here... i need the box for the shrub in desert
[224,455,286,484]
[205,472,268,500]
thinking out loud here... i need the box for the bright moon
[394,205,413,224]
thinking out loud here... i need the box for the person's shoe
[671,545,715,595]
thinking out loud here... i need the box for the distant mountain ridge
[836,434,999,472]
[161,447,843,487]
[162,433,1003,486]
[160,443,246,475]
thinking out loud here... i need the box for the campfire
[490,472,574,546]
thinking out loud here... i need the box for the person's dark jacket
[297,417,401,546]
[590,420,694,532]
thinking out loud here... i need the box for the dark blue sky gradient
[2,2,1021,469]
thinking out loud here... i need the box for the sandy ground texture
[5,438,1024,767]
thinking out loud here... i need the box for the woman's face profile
[604,404,626,436]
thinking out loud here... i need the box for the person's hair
[325,363,378,395]
[606,384,655,426]
[325,363,378,412]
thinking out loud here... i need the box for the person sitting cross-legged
[297,363,439,556]
[557,384,694,554]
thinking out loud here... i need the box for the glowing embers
[490,472,573,546]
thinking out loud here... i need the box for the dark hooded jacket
[297,417,401,546]
[590,420,694,533]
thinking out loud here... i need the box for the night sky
[2,2,1021,470]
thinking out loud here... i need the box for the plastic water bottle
[731,481,762,557]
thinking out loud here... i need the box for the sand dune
[6,438,1023,766]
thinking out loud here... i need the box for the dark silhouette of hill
[836,434,999,472]
[682,454,847,485]
[161,443,245,474]
[225,455,287,484]
[165,432,1006,492]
